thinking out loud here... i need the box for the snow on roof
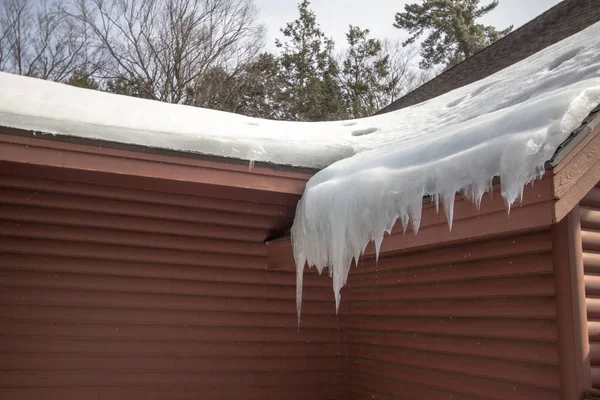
[1,22,600,322]
[292,21,600,321]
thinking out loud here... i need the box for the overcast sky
[254,0,563,52]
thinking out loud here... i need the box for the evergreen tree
[65,69,99,90]
[275,0,346,121]
[189,53,285,119]
[188,66,237,111]
[236,53,286,119]
[341,26,390,118]
[394,0,513,69]
[105,75,154,99]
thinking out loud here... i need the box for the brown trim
[550,109,600,168]
[267,178,554,270]
[0,132,312,196]
[553,205,591,400]
[553,123,600,222]
[0,126,321,176]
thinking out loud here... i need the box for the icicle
[353,246,362,270]
[504,194,512,214]
[473,182,488,210]
[441,190,456,231]
[399,209,409,233]
[374,234,384,262]
[296,260,305,327]
[519,185,525,203]
[384,217,397,236]
[408,196,423,235]
[248,159,255,170]
[333,260,344,314]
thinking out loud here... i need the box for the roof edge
[0,129,314,202]
[549,104,600,167]
[0,125,321,177]
[552,111,600,222]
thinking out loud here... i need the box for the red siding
[581,184,600,388]
[3,130,598,399]
[0,170,343,400]
[343,230,561,400]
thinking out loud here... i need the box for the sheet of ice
[1,23,600,323]
[291,22,600,321]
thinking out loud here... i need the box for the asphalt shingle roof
[377,0,600,114]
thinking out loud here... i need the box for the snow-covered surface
[1,23,600,321]
[292,21,600,321]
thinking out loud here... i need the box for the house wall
[3,131,598,399]
[581,182,600,388]
[342,229,562,400]
[0,167,343,400]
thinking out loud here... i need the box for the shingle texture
[377,0,600,114]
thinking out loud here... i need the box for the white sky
[254,0,563,52]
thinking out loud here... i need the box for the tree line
[0,0,511,121]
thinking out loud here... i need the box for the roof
[377,0,600,114]
[1,12,599,173]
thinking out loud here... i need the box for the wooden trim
[554,123,600,223]
[552,113,600,174]
[553,205,592,400]
[0,133,311,196]
[0,128,319,178]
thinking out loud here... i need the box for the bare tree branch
[68,0,264,103]
[378,38,435,106]
[0,0,98,81]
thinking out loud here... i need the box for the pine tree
[341,26,390,118]
[65,69,100,90]
[105,75,154,99]
[394,0,513,69]
[189,53,285,119]
[236,53,286,119]
[275,0,346,121]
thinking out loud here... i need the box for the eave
[267,108,600,271]
[552,109,600,222]
[0,128,313,206]
[267,176,556,271]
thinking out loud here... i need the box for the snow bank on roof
[291,21,600,320]
[0,73,358,168]
[1,23,600,322]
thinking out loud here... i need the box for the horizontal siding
[0,172,342,399]
[343,230,560,400]
[581,184,600,389]
[0,386,335,400]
